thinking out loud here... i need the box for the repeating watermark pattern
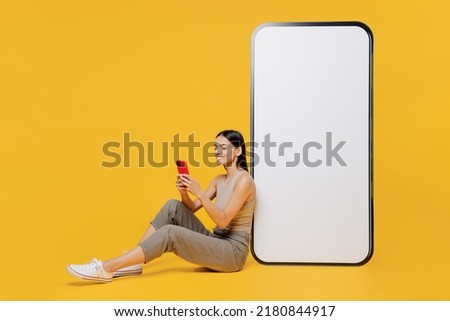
[101,132,348,168]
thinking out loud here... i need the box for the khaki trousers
[138,199,250,272]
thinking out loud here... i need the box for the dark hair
[216,129,248,172]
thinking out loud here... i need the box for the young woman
[67,130,256,282]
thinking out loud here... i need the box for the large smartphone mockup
[251,22,373,264]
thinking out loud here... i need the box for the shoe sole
[113,269,143,278]
[67,265,112,283]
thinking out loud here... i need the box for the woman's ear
[235,146,242,156]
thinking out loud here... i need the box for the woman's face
[214,135,239,167]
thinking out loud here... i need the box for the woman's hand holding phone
[175,160,203,197]
[176,174,189,191]
[175,160,189,192]
[175,160,190,191]
[180,175,203,198]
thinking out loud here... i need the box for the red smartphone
[176,160,189,175]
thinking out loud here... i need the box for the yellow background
[1,0,449,300]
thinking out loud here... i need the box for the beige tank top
[214,170,255,233]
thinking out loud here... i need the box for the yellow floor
[2,234,450,301]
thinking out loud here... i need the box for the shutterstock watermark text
[101,132,348,168]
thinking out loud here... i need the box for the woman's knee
[156,225,186,251]
[164,198,182,208]
[152,199,183,227]
[138,225,181,263]
[163,225,185,240]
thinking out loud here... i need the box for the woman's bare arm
[178,174,220,212]
[182,174,254,227]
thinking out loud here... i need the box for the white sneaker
[113,264,143,278]
[67,258,113,283]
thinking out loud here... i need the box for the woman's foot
[67,258,113,283]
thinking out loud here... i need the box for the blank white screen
[251,23,373,264]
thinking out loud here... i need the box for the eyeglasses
[214,143,234,152]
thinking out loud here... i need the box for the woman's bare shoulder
[238,170,254,182]
[234,171,255,201]
[236,171,256,191]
